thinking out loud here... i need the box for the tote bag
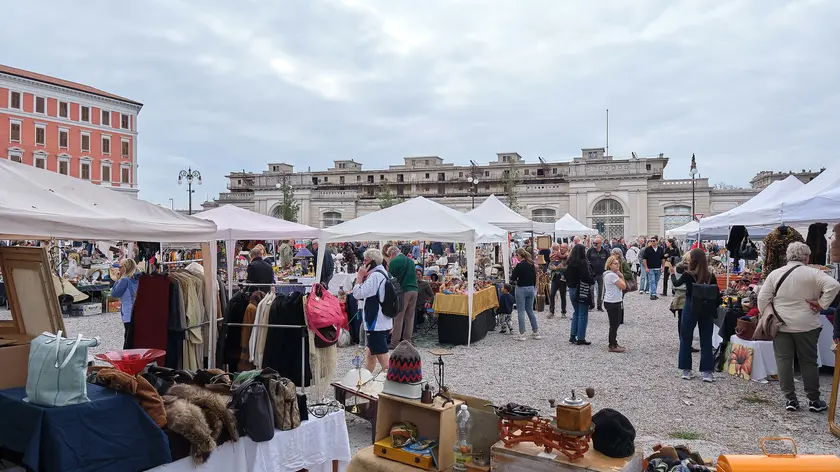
[26,331,100,407]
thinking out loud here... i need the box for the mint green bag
[25,331,100,407]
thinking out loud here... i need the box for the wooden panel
[0,247,65,336]
[491,441,642,472]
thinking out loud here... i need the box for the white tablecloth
[151,410,351,472]
[716,334,824,382]
[713,316,833,368]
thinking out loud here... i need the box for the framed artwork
[726,343,754,380]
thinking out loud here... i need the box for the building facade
[0,64,142,196]
[749,168,824,189]
[208,147,762,240]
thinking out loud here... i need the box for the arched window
[663,205,692,233]
[323,211,343,228]
[531,208,556,223]
[592,198,624,240]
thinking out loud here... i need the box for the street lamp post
[690,153,698,220]
[177,167,202,215]
[468,160,480,209]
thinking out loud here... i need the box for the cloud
[2,0,838,208]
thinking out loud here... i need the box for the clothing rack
[161,259,203,265]
[224,322,309,394]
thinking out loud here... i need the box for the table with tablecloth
[433,286,499,345]
[150,410,351,472]
[0,384,171,472]
[713,333,825,382]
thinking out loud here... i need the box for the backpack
[377,268,404,318]
[690,275,719,318]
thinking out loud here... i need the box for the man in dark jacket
[586,236,610,311]
[246,246,275,293]
[313,241,334,286]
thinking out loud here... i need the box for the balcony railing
[217,192,254,201]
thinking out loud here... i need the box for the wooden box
[375,393,463,471]
[492,440,643,472]
[555,402,591,433]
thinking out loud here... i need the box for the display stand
[374,393,463,471]
[491,441,642,472]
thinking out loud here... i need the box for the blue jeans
[646,268,661,296]
[679,296,714,372]
[514,285,538,334]
[569,287,589,340]
[639,269,648,292]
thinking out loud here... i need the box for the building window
[59,101,69,118]
[323,176,328,182]
[592,198,625,240]
[101,110,111,126]
[35,96,46,114]
[356,175,361,181]
[339,176,345,184]
[553,168,557,174]
[81,161,91,180]
[9,91,21,109]
[35,156,45,168]
[532,208,556,223]
[485,171,490,177]
[102,136,111,154]
[663,205,692,233]
[9,121,21,142]
[397,174,404,182]
[121,167,130,184]
[81,106,90,122]
[458,171,463,178]
[121,139,129,157]
[367,175,374,183]
[323,211,342,228]
[397,187,404,196]
[101,164,111,182]
[8,149,23,163]
[380,174,385,181]
[59,129,69,149]
[437,172,445,181]
[81,132,91,152]
[425,173,430,179]
[524,169,530,175]
[120,113,129,129]
[35,125,46,146]
[59,160,69,175]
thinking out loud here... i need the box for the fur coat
[163,384,239,464]
[95,368,166,427]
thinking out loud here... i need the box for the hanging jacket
[806,223,828,265]
[763,226,805,278]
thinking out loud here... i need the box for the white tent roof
[666,220,749,240]
[554,213,598,237]
[467,195,552,233]
[319,196,508,244]
[699,175,805,232]
[778,166,840,225]
[193,204,319,241]
[0,158,218,242]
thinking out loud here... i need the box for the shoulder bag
[740,238,758,260]
[304,283,346,347]
[753,265,799,341]
[26,331,101,407]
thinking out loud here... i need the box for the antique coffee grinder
[544,388,596,462]
[551,388,594,433]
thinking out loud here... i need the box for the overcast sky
[3,0,838,209]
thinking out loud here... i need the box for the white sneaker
[517,334,527,341]
[681,370,694,380]
[531,331,542,340]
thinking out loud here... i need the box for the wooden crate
[491,440,642,472]
[375,393,463,471]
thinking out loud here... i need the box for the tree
[378,183,397,209]
[272,179,300,221]
[713,182,741,190]
[502,165,522,212]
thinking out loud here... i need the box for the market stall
[315,197,508,346]
[699,175,804,235]
[553,213,598,238]
[192,204,319,298]
[433,284,499,345]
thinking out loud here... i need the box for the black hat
[591,408,636,458]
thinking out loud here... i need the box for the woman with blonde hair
[111,258,139,348]
[603,255,627,352]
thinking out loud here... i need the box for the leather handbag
[26,331,100,407]
[736,317,758,341]
[740,238,758,260]
[304,283,346,347]
[753,266,798,340]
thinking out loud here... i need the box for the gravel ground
[5,289,839,460]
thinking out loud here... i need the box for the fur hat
[591,408,636,458]
[386,341,422,384]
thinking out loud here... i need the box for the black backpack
[377,268,404,318]
[691,276,719,318]
[229,379,275,442]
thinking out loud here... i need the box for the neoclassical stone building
[207,147,765,240]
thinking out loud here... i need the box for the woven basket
[736,317,757,341]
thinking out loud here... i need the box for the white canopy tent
[0,158,221,365]
[666,220,772,240]
[699,175,805,234]
[776,165,840,226]
[467,194,554,233]
[315,197,509,346]
[553,213,598,238]
[192,204,320,297]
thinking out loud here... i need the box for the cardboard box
[0,335,33,389]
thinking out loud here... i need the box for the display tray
[373,438,437,470]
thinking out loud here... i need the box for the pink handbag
[305,283,346,347]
